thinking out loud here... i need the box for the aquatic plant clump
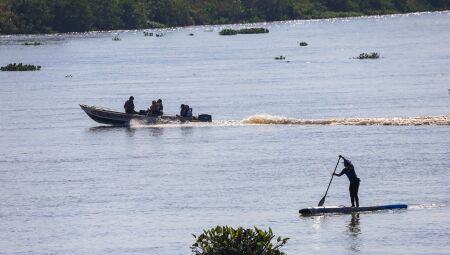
[1,63,41,71]
[219,27,269,36]
[23,42,42,46]
[356,52,380,59]
[219,29,239,35]
[191,226,289,255]
[238,28,269,34]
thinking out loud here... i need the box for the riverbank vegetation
[191,226,289,255]
[1,63,41,71]
[0,0,448,35]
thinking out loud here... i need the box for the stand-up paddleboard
[299,204,407,216]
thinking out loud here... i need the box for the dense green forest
[0,0,448,34]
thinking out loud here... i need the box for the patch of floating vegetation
[23,41,42,46]
[112,34,121,41]
[356,52,380,59]
[1,63,41,71]
[219,27,269,36]
[299,42,308,46]
[143,31,164,37]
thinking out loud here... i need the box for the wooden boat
[299,204,407,216]
[80,104,212,125]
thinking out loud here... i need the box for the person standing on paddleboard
[333,155,360,207]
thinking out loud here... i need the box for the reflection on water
[180,127,194,136]
[88,125,137,137]
[88,125,125,132]
[347,213,361,253]
[148,127,164,136]
[348,213,361,235]
[125,127,136,137]
[87,125,192,137]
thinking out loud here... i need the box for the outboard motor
[198,114,212,122]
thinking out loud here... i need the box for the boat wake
[243,114,450,126]
[126,114,450,128]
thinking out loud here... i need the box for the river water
[1,12,449,255]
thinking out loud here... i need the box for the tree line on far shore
[0,0,448,35]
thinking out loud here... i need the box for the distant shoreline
[0,0,448,36]
[0,10,448,37]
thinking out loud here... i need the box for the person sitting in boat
[179,104,192,118]
[179,104,187,117]
[156,99,163,116]
[148,100,159,116]
[124,96,137,114]
[333,155,361,207]
[186,105,192,117]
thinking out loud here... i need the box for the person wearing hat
[124,96,137,114]
[333,155,361,207]
[148,100,158,115]
[179,104,186,117]
[156,99,163,116]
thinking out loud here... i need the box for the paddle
[317,156,342,206]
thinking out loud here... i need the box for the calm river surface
[1,12,450,255]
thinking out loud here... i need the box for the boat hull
[80,104,212,125]
[299,204,407,216]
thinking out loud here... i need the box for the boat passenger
[124,96,137,114]
[148,100,158,115]
[186,105,192,117]
[180,104,192,118]
[156,99,163,116]
[180,104,192,117]
[180,104,187,117]
[333,155,360,207]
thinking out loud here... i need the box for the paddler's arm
[334,155,347,176]
[333,168,346,177]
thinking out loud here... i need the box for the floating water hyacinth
[112,34,121,41]
[1,63,41,71]
[23,42,42,46]
[219,27,269,35]
[356,52,380,59]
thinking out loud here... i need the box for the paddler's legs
[349,181,360,207]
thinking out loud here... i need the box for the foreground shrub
[219,28,269,36]
[1,63,41,71]
[356,52,380,59]
[191,226,289,255]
